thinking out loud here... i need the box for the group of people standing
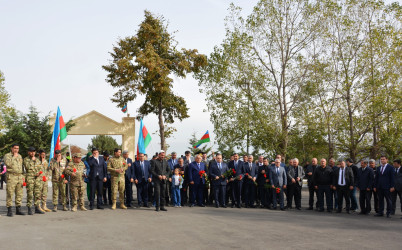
[2,143,401,220]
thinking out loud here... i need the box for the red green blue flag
[50,106,67,161]
[121,105,127,113]
[193,130,210,148]
[137,119,151,159]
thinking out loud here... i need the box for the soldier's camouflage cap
[73,153,82,158]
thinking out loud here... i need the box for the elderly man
[270,159,287,210]
[243,155,258,208]
[374,156,395,218]
[188,155,207,207]
[209,153,228,208]
[287,158,305,210]
[313,159,333,212]
[133,153,152,207]
[306,158,319,210]
[150,150,171,211]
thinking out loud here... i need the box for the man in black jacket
[306,158,318,210]
[369,159,379,213]
[313,159,333,212]
[150,150,171,212]
[287,158,305,210]
[257,158,271,208]
[346,158,359,211]
[356,160,374,215]
[332,160,354,213]
[87,148,107,210]
[391,159,401,216]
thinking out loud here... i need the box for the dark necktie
[341,169,344,185]
[276,168,279,176]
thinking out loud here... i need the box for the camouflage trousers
[26,176,37,207]
[6,173,24,207]
[52,181,66,206]
[34,177,47,207]
[70,185,85,207]
[111,176,125,203]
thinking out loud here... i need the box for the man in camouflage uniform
[35,149,51,212]
[50,150,68,211]
[107,148,128,210]
[4,143,26,216]
[65,153,87,212]
[23,146,42,215]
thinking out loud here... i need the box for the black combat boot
[7,207,13,217]
[16,206,26,215]
[35,206,44,214]
[28,206,34,215]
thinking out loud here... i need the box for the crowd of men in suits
[2,143,401,219]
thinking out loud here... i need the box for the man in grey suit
[150,150,171,212]
[269,159,287,210]
[209,153,228,208]
[287,158,305,210]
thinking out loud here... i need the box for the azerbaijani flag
[137,119,151,159]
[49,106,67,161]
[193,130,210,148]
[121,105,127,113]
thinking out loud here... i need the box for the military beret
[55,150,61,154]
[73,153,82,158]
[28,146,36,152]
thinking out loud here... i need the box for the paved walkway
[0,187,400,249]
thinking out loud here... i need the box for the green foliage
[0,71,13,131]
[0,106,52,157]
[87,135,121,155]
[103,11,207,150]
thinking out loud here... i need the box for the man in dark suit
[257,158,271,208]
[270,159,287,210]
[356,160,374,215]
[332,160,354,213]
[243,155,258,208]
[313,159,333,212]
[102,152,112,205]
[328,158,339,211]
[391,159,401,216]
[123,150,134,207]
[133,153,152,207]
[346,158,359,211]
[150,151,171,211]
[188,155,207,207]
[287,158,305,210]
[87,148,107,210]
[182,151,193,206]
[306,158,318,210]
[374,155,395,218]
[369,159,379,213]
[209,153,228,208]
[228,153,244,208]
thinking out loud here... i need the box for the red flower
[73,168,77,173]
[61,174,65,179]
[123,162,126,165]
[199,170,206,177]
[23,182,26,187]
[276,188,281,194]
[232,169,236,175]
[245,173,249,176]
[264,174,267,178]
[42,176,46,182]
[39,171,43,174]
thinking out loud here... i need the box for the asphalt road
[0,187,400,250]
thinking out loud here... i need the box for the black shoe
[89,206,94,210]
[231,204,235,208]
[386,213,391,218]
[250,205,256,208]
[306,207,313,210]
[222,205,227,208]
[327,210,333,213]
[7,207,13,217]
[280,208,285,211]
[318,209,324,212]
[374,213,383,217]
[215,204,219,208]
[155,207,160,212]
[160,207,167,211]
[336,210,342,213]
[34,206,44,214]
[390,212,395,215]
[16,207,26,216]
[346,210,350,214]
[272,207,277,210]
[190,204,195,207]
[144,204,150,208]
[267,205,272,209]
[296,207,301,210]
[28,207,34,215]
[236,205,241,209]
[199,204,205,207]
[97,206,104,210]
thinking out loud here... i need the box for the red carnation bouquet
[39,171,43,175]
[199,170,206,178]
[73,168,77,173]
[23,182,27,187]
[245,173,258,186]
[42,176,47,182]
[61,174,65,179]
[276,187,281,194]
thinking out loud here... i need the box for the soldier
[4,143,26,216]
[64,153,87,212]
[50,150,68,211]
[107,148,128,210]
[23,146,42,215]
[35,149,51,212]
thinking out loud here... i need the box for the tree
[103,11,207,151]
[0,106,52,156]
[87,135,120,155]
[0,70,14,131]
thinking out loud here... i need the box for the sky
[0,0,258,155]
